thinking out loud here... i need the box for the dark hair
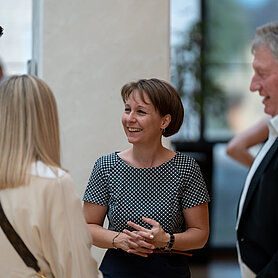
[121,78,184,137]
[0,26,3,37]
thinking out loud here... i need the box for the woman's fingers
[123,229,141,240]
[126,239,154,257]
[126,243,154,254]
[123,229,155,249]
[127,220,154,239]
[125,217,168,250]
[127,221,148,232]
[125,229,154,241]
[142,216,159,227]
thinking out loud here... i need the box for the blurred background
[1,0,277,277]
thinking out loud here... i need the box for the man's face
[250,44,278,117]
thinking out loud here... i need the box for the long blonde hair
[0,75,61,189]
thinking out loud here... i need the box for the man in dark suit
[236,22,278,278]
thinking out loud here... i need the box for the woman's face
[122,91,168,145]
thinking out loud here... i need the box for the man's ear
[161,114,171,129]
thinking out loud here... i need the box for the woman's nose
[127,111,136,122]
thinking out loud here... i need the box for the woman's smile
[127,127,142,132]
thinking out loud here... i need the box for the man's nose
[249,75,261,92]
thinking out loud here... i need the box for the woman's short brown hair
[121,78,184,137]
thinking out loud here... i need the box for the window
[170,0,276,249]
[0,0,32,76]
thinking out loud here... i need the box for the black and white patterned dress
[84,151,209,232]
[83,151,210,278]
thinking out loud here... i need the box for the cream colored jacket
[0,162,102,278]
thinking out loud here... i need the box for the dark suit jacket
[237,137,278,277]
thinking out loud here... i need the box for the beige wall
[33,0,170,264]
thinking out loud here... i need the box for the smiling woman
[119,79,180,166]
[83,78,210,278]
[121,92,163,146]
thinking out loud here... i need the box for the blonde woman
[0,75,101,278]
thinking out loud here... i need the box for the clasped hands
[115,216,170,257]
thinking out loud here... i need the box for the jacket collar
[268,114,278,137]
[239,136,278,221]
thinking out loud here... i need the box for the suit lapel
[240,137,278,221]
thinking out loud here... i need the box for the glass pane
[170,0,201,142]
[210,144,249,247]
[204,63,265,140]
[204,0,278,141]
[0,0,32,76]
[170,0,276,249]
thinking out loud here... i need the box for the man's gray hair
[252,22,278,61]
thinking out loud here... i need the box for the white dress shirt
[236,115,278,278]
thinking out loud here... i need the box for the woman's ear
[161,114,171,129]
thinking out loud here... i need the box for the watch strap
[164,233,175,251]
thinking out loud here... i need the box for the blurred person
[0,58,6,83]
[0,63,3,80]
[0,75,102,278]
[236,22,278,278]
[83,78,210,278]
[226,117,269,167]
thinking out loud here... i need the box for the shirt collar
[30,161,65,178]
[268,114,278,137]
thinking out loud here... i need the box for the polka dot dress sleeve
[178,154,210,209]
[83,155,111,206]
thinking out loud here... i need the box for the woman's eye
[138,110,146,114]
[125,108,131,112]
